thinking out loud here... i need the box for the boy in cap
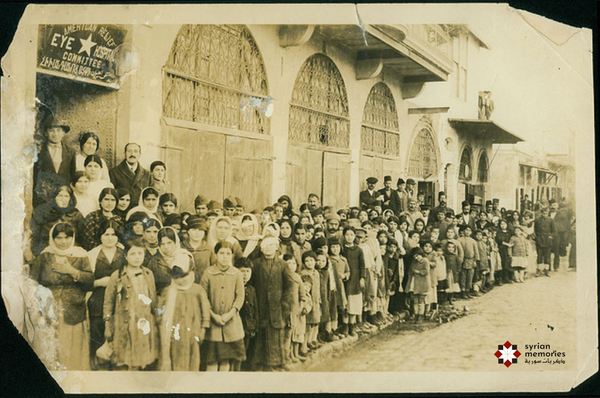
[378,175,401,215]
[223,196,238,218]
[360,177,384,210]
[194,195,209,216]
[33,115,76,206]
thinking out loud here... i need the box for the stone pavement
[304,266,577,372]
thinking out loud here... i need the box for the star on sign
[79,34,97,56]
[497,345,518,361]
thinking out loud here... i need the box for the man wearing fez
[492,198,502,218]
[397,178,408,213]
[360,177,383,210]
[33,115,76,206]
[429,191,453,226]
[378,175,401,215]
[109,143,151,206]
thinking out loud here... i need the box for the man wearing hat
[223,196,238,217]
[109,142,152,207]
[396,178,407,213]
[406,178,417,201]
[400,198,424,227]
[33,115,76,206]
[429,191,454,226]
[360,177,384,210]
[194,194,209,216]
[325,213,342,242]
[378,175,401,215]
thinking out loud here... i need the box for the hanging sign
[37,24,127,88]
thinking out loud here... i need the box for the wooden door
[165,126,226,213]
[224,136,272,213]
[286,145,323,208]
[323,152,351,210]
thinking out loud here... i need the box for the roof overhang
[448,118,525,144]
[313,24,453,83]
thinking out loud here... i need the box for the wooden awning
[448,118,525,144]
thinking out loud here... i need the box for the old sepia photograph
[1,3,597,394]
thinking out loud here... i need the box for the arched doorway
[162,25,272,212]
[360,82,401,190]
[286,54,350,209]
[408,119,440,208]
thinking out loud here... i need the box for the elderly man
[378,175,401,215]
[33,115,76,206]
[401,198,424,227]
[360,177,384,211]
[109,143,152,206]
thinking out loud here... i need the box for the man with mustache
[109,143,152,206]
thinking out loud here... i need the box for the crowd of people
[26,118,576,372]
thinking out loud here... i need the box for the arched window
[289,54,349,148]
[361,82,400,156]
[459,146,473,181]
[162,25,270,135]
[408,128,438,178]
[477,150,489,183]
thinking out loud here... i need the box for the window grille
[477,150,489,183]
[361,82,400,156]
[408,128,438,178]
[459,145,473,181]
[162,25,270,135]
[289,54,349,148]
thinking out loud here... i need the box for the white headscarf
[41,223,88,258]
[157,226,192,268]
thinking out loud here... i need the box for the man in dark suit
[109,143,151,206]
[458,200,477,232]
[550,199,571,271]
[429,191,453,226]
[33,116,76,206]
[360,177,383,211]
[378,175,401,215]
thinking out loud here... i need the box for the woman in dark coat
[251,237,295,371]
[30,185,84,256]
[29,222,94,370]
[86,219,127,369]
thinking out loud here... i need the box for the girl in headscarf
[29,222,94,370]
[278,219,303,267]
[207,216,243,262]
[142,218,163,264]
[82,187,124,251]
[235,214,262,258]
[277,195,294,219]
[126,187,160,221]
[31,185,84,256]
[147,226,196,296]
[86,219,127,369]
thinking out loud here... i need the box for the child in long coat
[103,238,159,370]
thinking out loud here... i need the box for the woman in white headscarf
[146,226,195,297]
[207,216,243,262]
[126,187,160,222]
[29,222,94,370]
[235,214,262,258]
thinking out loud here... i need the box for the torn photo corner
[1,3,597,394]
